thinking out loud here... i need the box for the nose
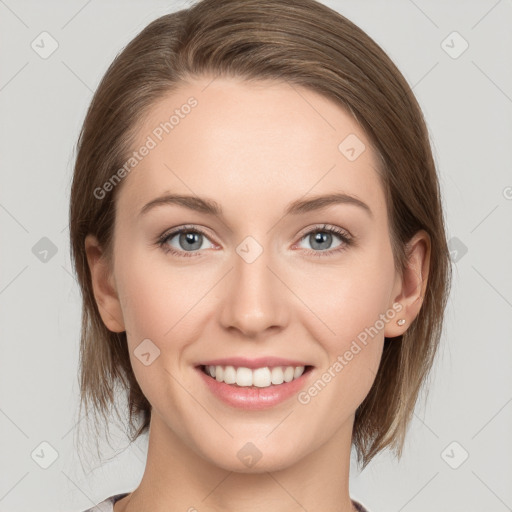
[218,242,289,338]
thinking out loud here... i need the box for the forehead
[118,76,386,223]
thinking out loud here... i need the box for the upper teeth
[205,365,306,387]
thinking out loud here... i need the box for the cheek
[298,251,395,348]
[300,275,387,395]
[295,259,394,418]
[114,245,181,346]
[114,251,187,403]
[119,274,169,339]
[115,246,214,361]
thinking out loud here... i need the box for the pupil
[181,232,201,251]
[311,232,331,251]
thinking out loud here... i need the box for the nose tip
[218,250,288,337]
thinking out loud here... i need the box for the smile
[195,364,315,410]
[200,364,311,388]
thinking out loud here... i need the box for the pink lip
[195,365,314,410]
[196,356,311,369]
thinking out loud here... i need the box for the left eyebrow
[139,192,373,219]
[285,192,373,218]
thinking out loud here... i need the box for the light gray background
[1,1,511,511]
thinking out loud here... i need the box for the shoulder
[352,497,372,512]
[81,492,130,512]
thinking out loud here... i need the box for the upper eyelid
[296,224,351,239]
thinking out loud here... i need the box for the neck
[117,411,357,512]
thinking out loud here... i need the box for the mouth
[197,364,315,389]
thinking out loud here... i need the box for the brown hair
[69,0,452,470]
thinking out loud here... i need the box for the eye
[157,225,215,258]
[295,224,353,257]
[157,223,353,258]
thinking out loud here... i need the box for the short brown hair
[69,0,452,470]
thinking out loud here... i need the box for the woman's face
[93,76,407,471]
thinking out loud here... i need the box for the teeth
[204,365,306,388]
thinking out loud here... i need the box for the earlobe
[385,230,431,338]
[84,234,125,333]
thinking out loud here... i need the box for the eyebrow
[139,192,373,219]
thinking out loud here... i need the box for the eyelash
[156,224,354,258]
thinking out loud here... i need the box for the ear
[384,229,431,338]
[84,234,125,333]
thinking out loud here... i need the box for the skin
[85,76,430,512]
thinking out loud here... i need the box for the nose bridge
[218,234,288,336]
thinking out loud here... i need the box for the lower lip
[196,366,314,410]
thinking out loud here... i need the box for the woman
[70,0,452,510]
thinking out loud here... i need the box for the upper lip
[196,357,312,369]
